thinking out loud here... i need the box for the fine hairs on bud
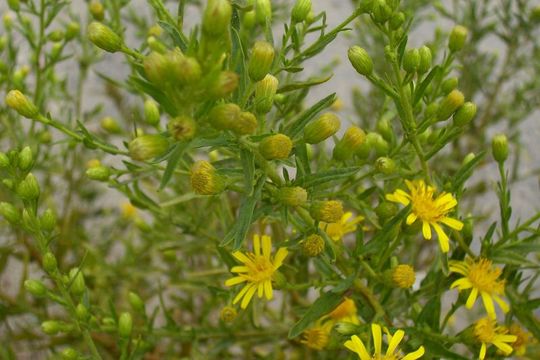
[87,22,123,53]
[5,90,39,119]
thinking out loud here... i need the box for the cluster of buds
[209,103,258,135]
[190,160,226,195]
[402,45,432,74]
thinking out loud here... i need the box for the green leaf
[240,148,255,195]
[491,250,538,268]
[287,93,336,138]
[360,205,410,256]
[288,291,344,339]
[413,65,442,105]
[296,167,360,188]
[416,296,441,331]
[159,143,189,190]
[451,151,486,192]
[277,75,333,94]
[157,20,188,52]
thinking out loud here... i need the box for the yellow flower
[327,297,360,325]
[386,179,463,252]
[301,320,333,350]
[473,317,516,360]
[507,323,532,356]
[392,264,416,289]
[120,201,137,219]
[319,212,364,241]
[225,234,288,309]
[344,324,425,360]
[449,258,509,319]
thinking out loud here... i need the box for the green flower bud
[375,157,396,175]
[128,134,169,161]
[4,14,14,30]
[259,134,293,160]
[462,152,476,166]
[0,152,9,168]
[453,102,477,127]
[366,132,389,156]
[355,141,371,159]
[358,0,375,13]
[21,208,39,232]
[118,312,133,338]
[531,6,540,22]
[39,131,52,144]
[417,46,432,74]
[24,279,47,297]
[49,30,64,43]
[376,118,393,142]
[8,0,20,11]
[128,291,145,314]
[348,46,373,76]
[168,51,202,85]
[492,134,509,163]
[375,201,398,224]
[209,103,240,130]
[0,202,19,224]
[5,90,39,119]
[402,48,420,73]
[86,165,111,181]
[436,89,465,121]
[304,112,341,144]
[65,22,80,41]
[389,12,405,30]
[61,348,78,360]
[255,0,272,25]
[147,36,167,53]
[16,173,40,200]
[18,146,33,171]
[335,322,360,336]
[76,303,89,321]
[144,99,160,126]
[243,10,256,29]
[441,77,458,94]
[40,209,56,232]
[248,41,275,82]
[254,74,278,113]
[168,115,197,141]
[236,111,258,135]
[143,51,168,84]
[310,200,344,223]
[41,320,62,335]
[302,234,325,257]
[88,22,123,53]
[209,71,239,99]
[292,0,312,23]
[68,268,86,296]
[448,25,468,52]
[100,116,122,133]
[42,252,57,274]
[372,0,392,24]
[89,0,105,21]
[333,126,367,161]
[278,186,308,207]
[220,306,237,323]
[203,0,232,36]
[190,160,226,195]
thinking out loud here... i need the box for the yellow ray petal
[386,329,404,355]
[422,221,432,240]
[406,213,417,225]
[481,291,496,319]
[466,287,479,309]
[264,280,273,300]
[402,346,425,360]
[233,284,252,305]
[479,343,486,360]
[440,217,464,230]
[240,283,258,309]
[225,276,247,287]
[344,335,370,360]
[372,324,382,355]
[432,222,450,252]
[273,247,288,268]
[262,235,272,259]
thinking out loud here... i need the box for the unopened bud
[220,306,238,323]
[248,41,275,82]
[335,322,360,336]
[76,303,89,321]
[118,312,133,338]
[41,320,62,335]
[65,22,80,40]
[278,186,308,207]
[254,74,278,113]
[0,152,9,168]
[492,134,509,163]
[143,52,168,84]
[5,90,39,119]
[302,234,325,257]
[0,202,19,224]
[259,134,293,160]
[453,102,477,127]
[391,264,415,288]
[168,115,197,141]
[169,51,202,85]
[375,157,396,175]
[209,71,239,99]
[203,0,232,36]
[367,132,389,156]
[16,173,40,200]
[88,22,123,53]
[100,116,121,133]
[86,165,111,181]
[436,89,464,121]
[42,252,57,274]
[348,46,373,76]
[128,134,169,161]
[292,0,312,23]
[147,36,167,53]
[68,268,86,296]
[333,126,366,161]
[144,99,160,126]
[310,200,343,223]
[24,279,47,297]
[255,0,272,25]
[49,30,64,43]
[8,0,20,11]
[190,160,226,195]
[372,0,392,23]
[375,201,398,224]
[462,152,476,166]
[18,146,33,171]
[448,25,468,52]
[532,6,540,22]
[61,348,78,360]
[402,48,420,73]
[128,291,145,313]
[304,113,341,144]
[417,46,432,74]
[441,77,458,94]
[40,209,56,232]
[89,1,105,21]
[389,12,405,30]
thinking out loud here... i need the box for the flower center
[467,259,504,293]
[245,254,274,283]
[474,318,496,343]
[372,355,398,360]
[410,187,447,222]
[302,327,329,350]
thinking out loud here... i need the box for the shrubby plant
[0,0,539,358]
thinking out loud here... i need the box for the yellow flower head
[225,234,288,309]
[473,317,516,360]
[449,258,508,319]
[301,321,333,350]
[344,324,425,360]
[320,212,364,241]
[392,264,416,289]
[507,323,532,356]
[120,201,137,219]
[386,179,463,252]
[327,297,360,325]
